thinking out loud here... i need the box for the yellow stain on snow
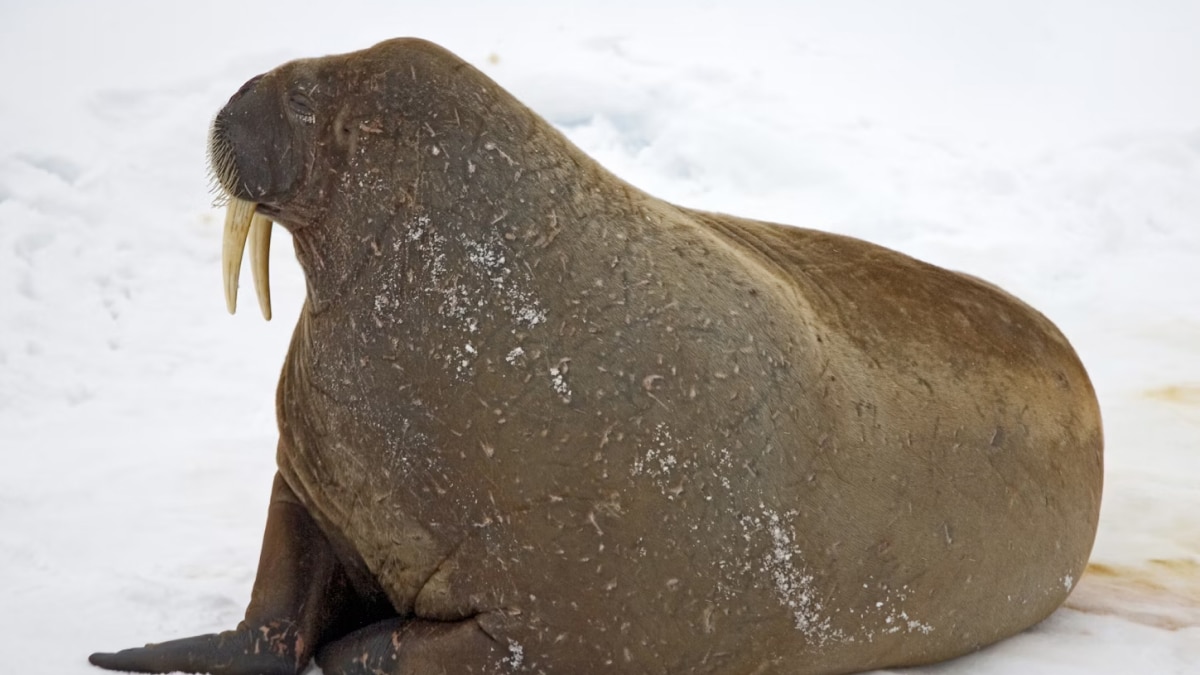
[1065,559,1200,630]
[1144,385,1200,406]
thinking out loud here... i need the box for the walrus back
[687,209,1103,667]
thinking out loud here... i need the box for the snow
[2,1,1198,672]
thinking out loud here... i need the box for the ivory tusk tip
[248,212,273,322]
[221,197,257,318]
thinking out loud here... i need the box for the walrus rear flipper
[89,473,376,675]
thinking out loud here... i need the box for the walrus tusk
[222,196,258,316]
[248,212,273,320]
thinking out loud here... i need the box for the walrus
[89,38,1103,674]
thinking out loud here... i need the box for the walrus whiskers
[204,114,236,208]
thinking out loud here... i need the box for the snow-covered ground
[2,1,1198,672]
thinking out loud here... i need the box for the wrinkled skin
[90,38,1103,674]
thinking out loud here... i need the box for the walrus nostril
[233,74,265,101]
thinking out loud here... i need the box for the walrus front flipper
[89,473,368,675]
[89,627,304,675]
[315,616,510,675]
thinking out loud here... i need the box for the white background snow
[1,0,1198,672]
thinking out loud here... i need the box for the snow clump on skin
[398,217,548,379]
[738,507,842,643]
[500,638,524,670]
[549,364,571,402]
[847,583,935,640]
[630,423,694,499]
[462,235,546,330]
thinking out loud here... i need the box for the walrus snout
[208,73,301,202]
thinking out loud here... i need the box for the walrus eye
[287,92,317,125]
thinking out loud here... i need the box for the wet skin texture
[90,38,1103,674]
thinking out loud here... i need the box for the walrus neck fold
[290,221,371,317]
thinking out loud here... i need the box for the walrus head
[208,39,457,320]
[208,64,321,320]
